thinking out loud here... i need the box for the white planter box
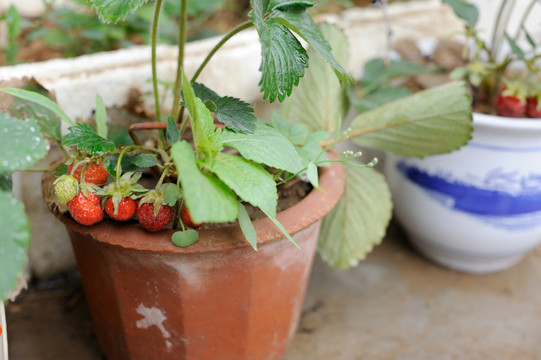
[0,1,463,280]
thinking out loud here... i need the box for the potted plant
[384,0,541,274]
[0,0,472,358]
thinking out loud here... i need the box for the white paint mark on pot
[135,304,171,340]
[164,259,202,290]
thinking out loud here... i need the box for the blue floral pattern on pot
[384,112,541,273]
[396,161,541,230]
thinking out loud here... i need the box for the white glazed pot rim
[474,112,541,131]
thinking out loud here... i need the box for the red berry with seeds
[495,94,526,118]
[527,97,541,118]
[181,207,203,228]
[105,197,137,221]
[67,191,104,226]
[68,161,109,185]
[137,203,174,232]
[495,78,527,118]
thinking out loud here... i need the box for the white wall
[0,0,72,17]
[471,0,541,39]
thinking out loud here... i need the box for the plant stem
[178,20,254,134]
[151,0,164,124]
[513,0,537,41]
[115,146,132,181]
[490,0,516,63]
[155,164,171,189]
[190,21,254,83]
[171,0,188,122]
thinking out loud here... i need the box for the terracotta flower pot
[50,158,344,360]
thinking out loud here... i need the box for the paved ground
[6,221,541,359]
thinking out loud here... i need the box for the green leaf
[238,203,258,251]
[362,58,434,88]
[55,164,68,177]
[192,83,257,133]
[181,72,222,160]
[172,229,199,247]
[523,26,536,48]
[306,161,319,190]
[0,190,30,301]
[0,114,48,174]
[6,5,21,41]
[349,81,473,157]
[163,183,182,206]
[0,174,12,191]
[250,0,271,25]
[270,10,353,86]
[222,121,304,174]
[279,22,350,132]
[269,0,315,11]
[262,209,300,249]
[318,165,392,268]
[62,122,116,155]
[202,152,278,217]
[12,97,61,141]
[81,28,107,40]
[95,94,108,139]
[131,154,157,168]
[171,141,238,223]
[351,86,412,113]
[253,20,308,102]
[166,116,180,145]
[296,131,330,166]
[0,88,74,126]
[270,112,308,145]
[442,0,479,27]
[504,31,525,60]
[89,0,148,23]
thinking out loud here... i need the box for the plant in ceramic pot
[385,0,541,274]
[0,0,472,358]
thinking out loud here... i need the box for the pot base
[408,232,525,274]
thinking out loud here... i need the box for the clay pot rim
[56,152,345,254]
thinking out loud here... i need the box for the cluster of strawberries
[495,77,541,118]
[53,161,200,232]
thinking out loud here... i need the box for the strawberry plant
[444,0,541,117]
[0,0,473,301]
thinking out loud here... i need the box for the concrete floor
[6,221,541,359]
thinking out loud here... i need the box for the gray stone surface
[285,222,541,360]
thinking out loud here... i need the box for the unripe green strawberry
[53,175,79,205]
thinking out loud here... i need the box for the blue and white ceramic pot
[385,112,541,273]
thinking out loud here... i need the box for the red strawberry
[68,161,109,185]
[105,197,137,221]
[495,78,527,118]
[527,97,541,118]
[137,203,174,232]
[181,207,203,228]
[67,191,104,226]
